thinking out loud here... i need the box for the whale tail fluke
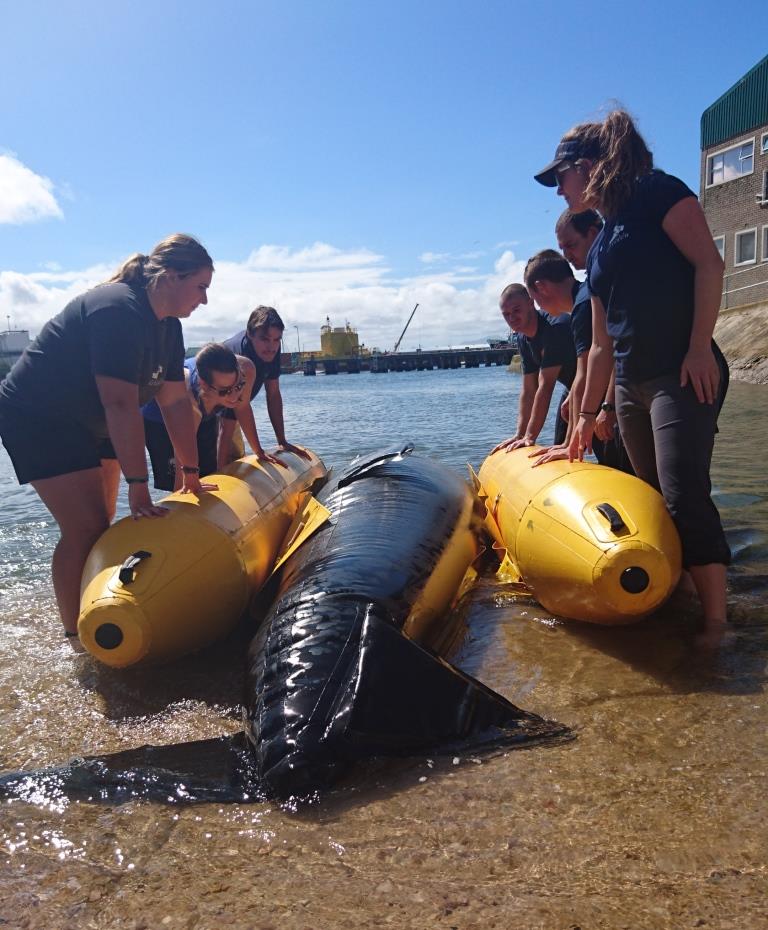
[347,610,570,752]
[0,735,258,806]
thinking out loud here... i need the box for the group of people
[0,109,731,648]
[495,109,730,644]
[0,234,306,643]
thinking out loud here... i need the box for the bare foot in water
[694,620,727,652]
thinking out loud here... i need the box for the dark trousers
[144,416,219,492]
[594,425,634,474]
[615,373,730,568]
[554,387,569,446]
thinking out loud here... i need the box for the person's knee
[59,512,110,550]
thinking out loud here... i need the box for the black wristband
[181,465,200,474]
[600,402,616,413]
[64,631,79,638]
[125,476,149,484]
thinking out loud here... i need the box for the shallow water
[1,367,766,929]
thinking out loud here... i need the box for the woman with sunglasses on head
[534,110,730,645]
[143,341,281,491]
[0,233,215,644]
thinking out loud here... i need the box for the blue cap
[534,138,600,187]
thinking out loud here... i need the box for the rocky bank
[715,300,768,384]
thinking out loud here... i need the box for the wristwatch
[600,402,615,413]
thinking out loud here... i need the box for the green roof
[701,54,768,149]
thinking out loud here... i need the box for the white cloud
[0,153,63,225]
[419,249,485,266]
[419,251,452,265]
[245,242,383,271]
[0,243,526,352]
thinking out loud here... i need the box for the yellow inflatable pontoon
[78,449,327,667]
[475,448,682,625]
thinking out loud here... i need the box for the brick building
[700,54,768,309]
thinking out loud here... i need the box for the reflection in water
[0,371,766,928]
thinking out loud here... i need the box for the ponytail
[107,253,149,287]
[106,233,214,290]
[565,110,654,218]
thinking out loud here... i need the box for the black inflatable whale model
[0,445,570,806]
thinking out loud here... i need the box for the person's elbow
[102,395,139,417]
[695,250,724,278]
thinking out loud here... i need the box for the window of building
[713,235,725,260]
[762,132,768,155]
[763,226,768,262]
[707,139,754,187]
[735,228,757,265]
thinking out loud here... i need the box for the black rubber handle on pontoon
[118,550,152,585]
[596,503,626,533]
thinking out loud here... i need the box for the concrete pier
[291,345,517,376]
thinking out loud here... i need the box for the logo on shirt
[609,224,629,247]
[150,365,165,384]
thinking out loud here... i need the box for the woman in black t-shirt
[534,110,729,644]
[0,233,215,644]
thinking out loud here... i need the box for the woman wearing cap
[0,233,215,643]
[534,110,730,643]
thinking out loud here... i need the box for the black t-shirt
[0,282,185,437]
[518,311,576,389]
[220,330,281,421]
[570,279,592,358]
[587,170,697,384]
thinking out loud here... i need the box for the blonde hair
[564,110,653,218]
[107,233,214,290]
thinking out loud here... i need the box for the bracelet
[580,411,599,418]
[125,476,149,484]
[181,465,200,474]
[64,631,79,638]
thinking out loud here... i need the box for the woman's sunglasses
[210,375,247,397]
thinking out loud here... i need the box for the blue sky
[1,1,766,351]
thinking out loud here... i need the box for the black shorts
[0,405,116,485]
[144,415,219,492]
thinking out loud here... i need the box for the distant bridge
[296,345,517,376]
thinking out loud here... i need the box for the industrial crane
[393,303,419,353]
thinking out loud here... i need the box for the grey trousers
[615,373,730,568]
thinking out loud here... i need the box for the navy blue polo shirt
[570,279,592,358]
[517,311,576,389]
[220,330,281,420]
[587,170,698,384]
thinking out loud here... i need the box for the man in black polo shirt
[524,249,632,472]
[219,305,309,463]
[493,283,575,452]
